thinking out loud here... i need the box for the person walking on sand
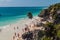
[13,36,15,40]
[14,27,15,30]
[15,32,17,37]
[0,29,2,32]
[17,26,19,29]
[17,33,20,38]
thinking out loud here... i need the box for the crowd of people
[12,17,45,40]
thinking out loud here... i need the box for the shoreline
[0,17,27,28]
[0,14,38,28]
[0,16,43,40]
[0,16,36,40]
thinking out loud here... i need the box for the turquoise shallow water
[0,7,46,26]
[0,15,27,26]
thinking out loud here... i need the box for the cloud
[0,0,12,2]
[6,0,12,2]
[0,0,12,6]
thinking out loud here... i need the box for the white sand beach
[0,16,45,40]
[0,18,30,40]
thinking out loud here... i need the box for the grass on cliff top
[57,30,60,38]
[54,24,60,37]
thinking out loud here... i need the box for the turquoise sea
[0,7,46,26]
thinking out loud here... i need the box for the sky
[0,0,60,7]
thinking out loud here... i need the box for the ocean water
[0,7,46,26]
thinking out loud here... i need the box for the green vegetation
[48,3,60,13]
[42,36,51,40]
[27,12,33,19]
[38,3,60,40]
[57,30,60,38]
[24,3,60,40]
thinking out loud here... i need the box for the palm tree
[27,12,33,19]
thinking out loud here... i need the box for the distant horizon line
[0,5,53,7]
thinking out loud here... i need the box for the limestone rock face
[22,3,60,40]
[38,9,49,18]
